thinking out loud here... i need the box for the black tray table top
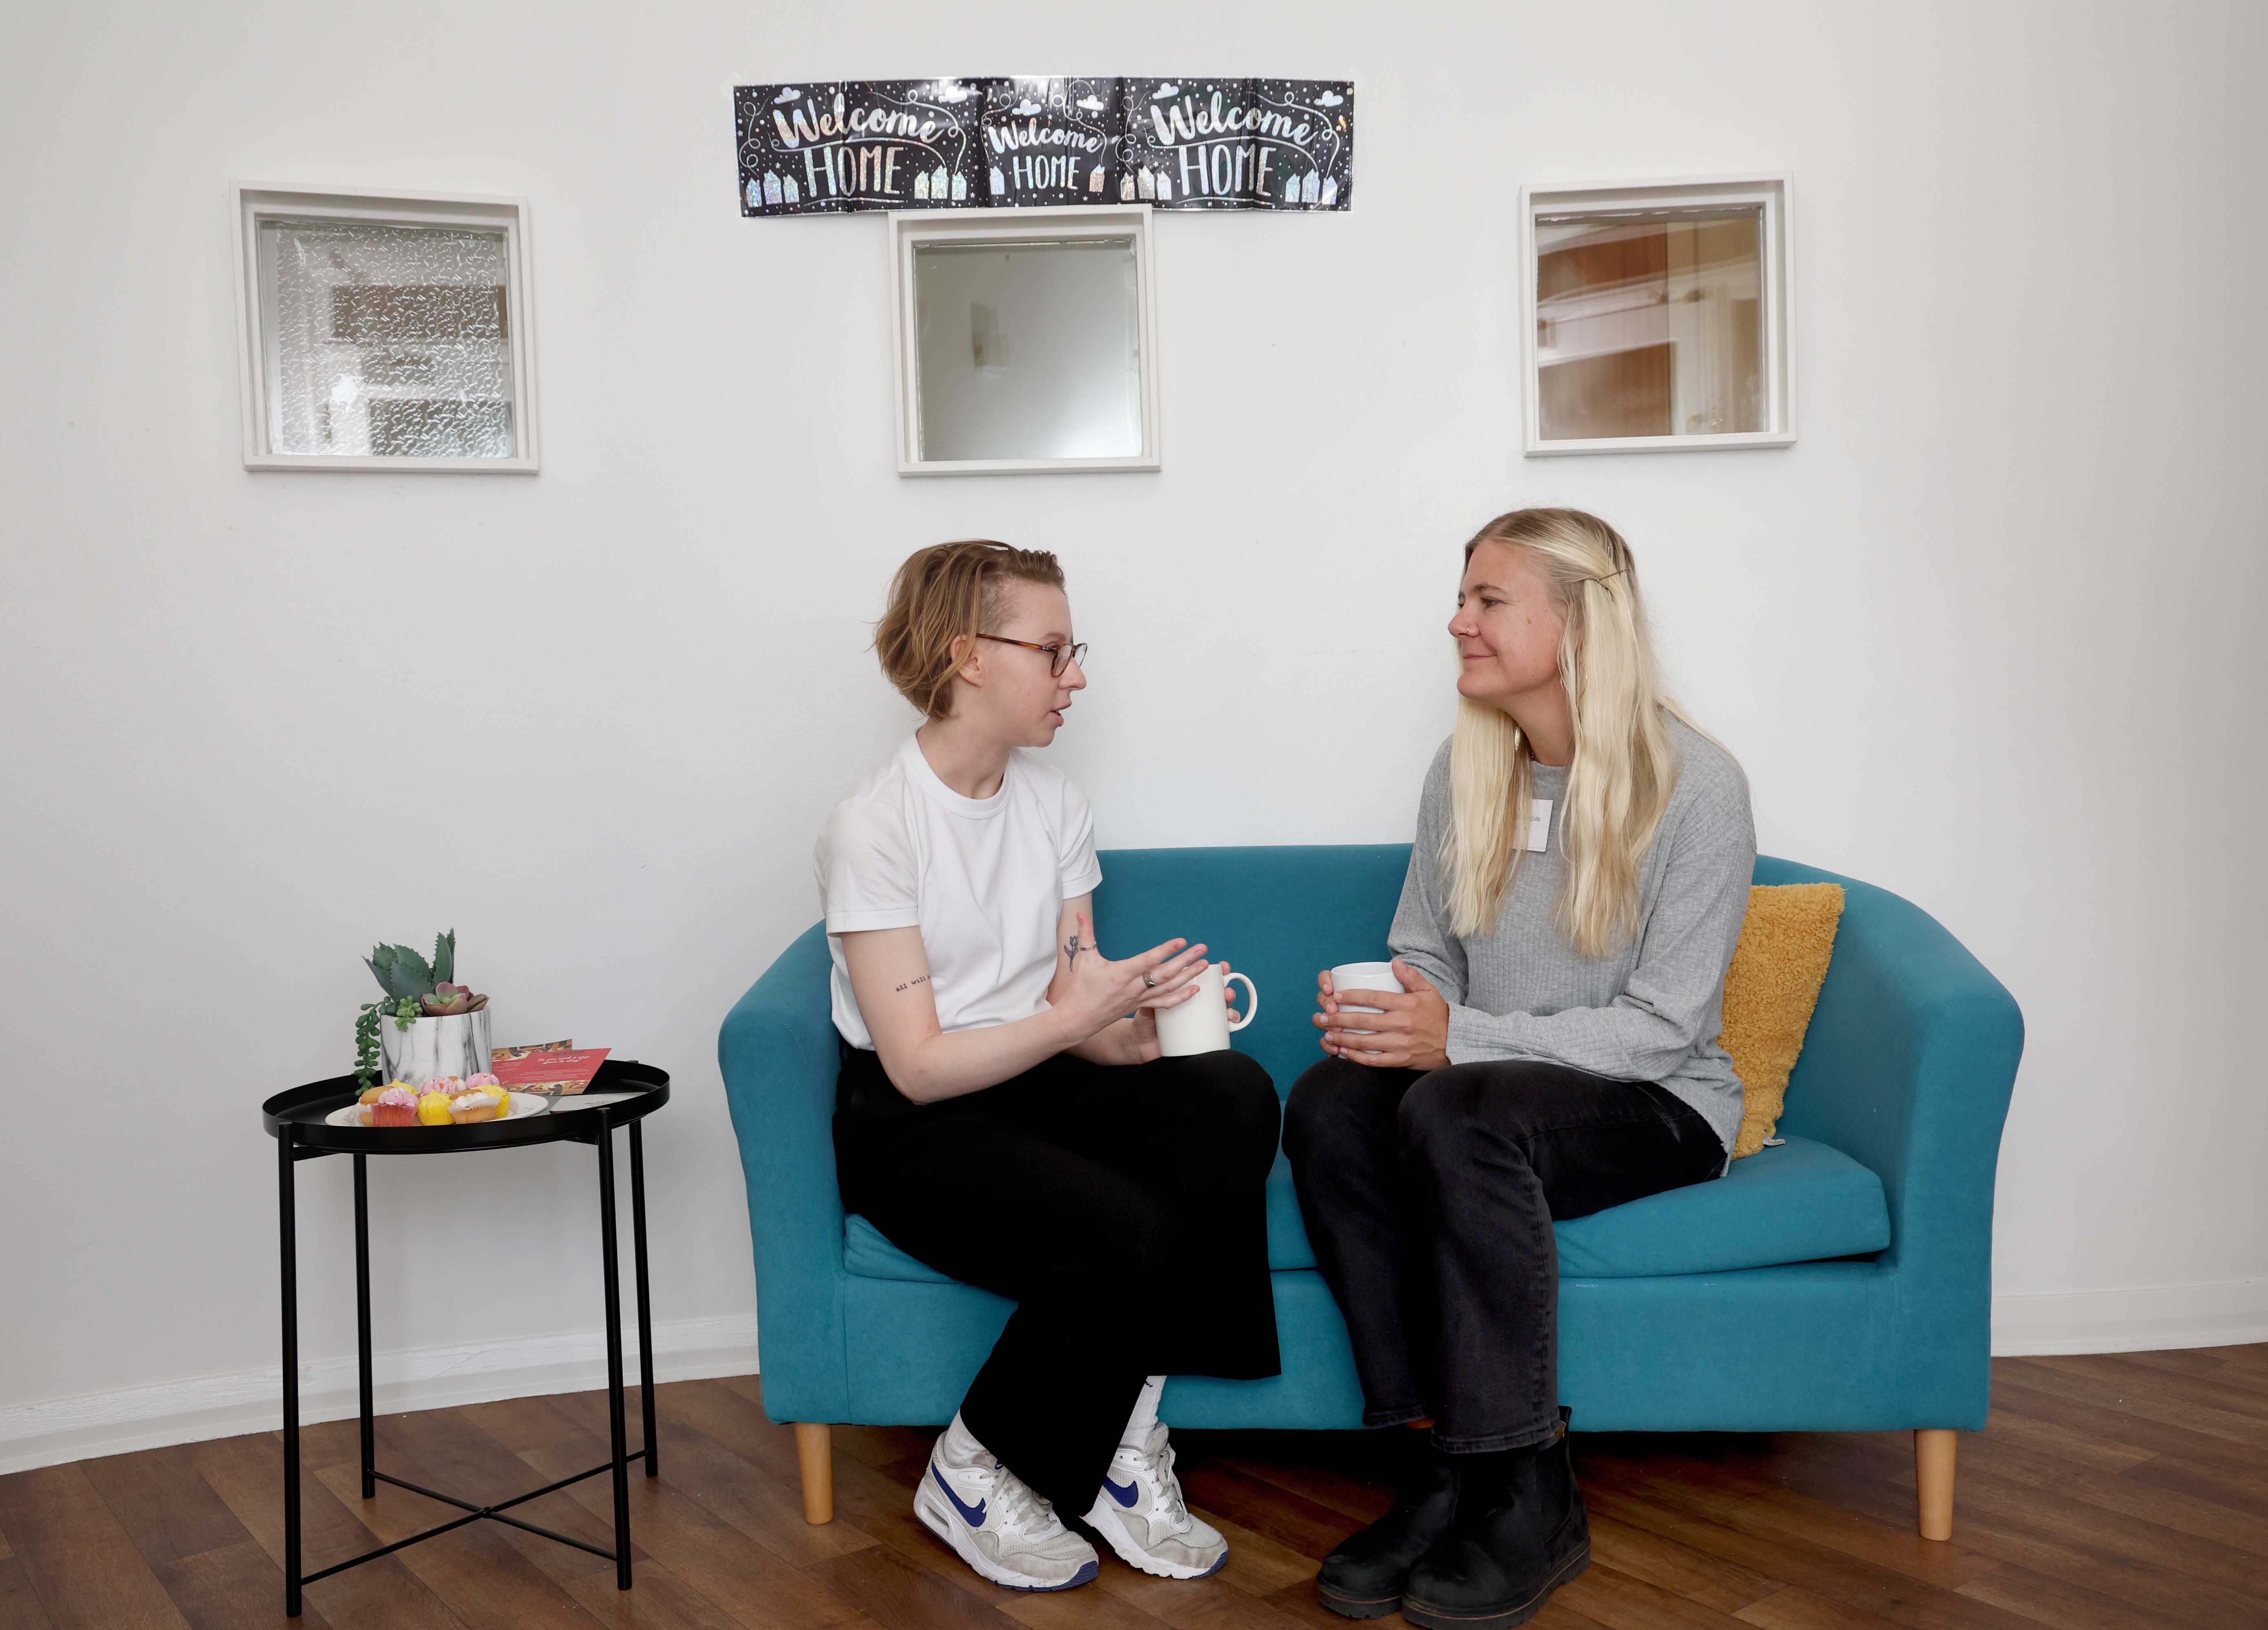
[263,1058,668,1151]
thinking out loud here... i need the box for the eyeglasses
[976,634,1088,677]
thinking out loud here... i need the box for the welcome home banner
[734,77,1353,216]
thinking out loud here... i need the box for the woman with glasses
[817,539,1281,1595]
[1284,509,1754,1630]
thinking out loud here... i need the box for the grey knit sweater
[1389,716,1756,1156]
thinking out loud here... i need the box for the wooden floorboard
[187,1425,468,1629]
[0,1346,2260,1629]
[0,1556,60,1630]
[0,1464,194,1630]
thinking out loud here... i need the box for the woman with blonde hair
[1284,509,1754,1629]
[819,540,1280,1595]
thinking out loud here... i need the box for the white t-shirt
[815,735,1103,1050]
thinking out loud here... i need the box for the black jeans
[834,1045,1282,1513]
[1284,1057,1722,1453]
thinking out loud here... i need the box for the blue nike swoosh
[1102,1474,1139,1509]
[932,1463,987,1527]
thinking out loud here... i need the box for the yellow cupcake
[417,1090,455,1126]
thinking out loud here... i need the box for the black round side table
[261,1060,669,1618]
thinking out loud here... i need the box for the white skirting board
[10,1282,2267,1476]
[1990,1278,2268,1356]
[0,1314,760,1477]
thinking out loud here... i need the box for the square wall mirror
[890,206,1160,475]
[1518,175,1793,455]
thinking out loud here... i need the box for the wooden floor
[3,1347,2264,1630]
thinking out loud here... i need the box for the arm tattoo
[891,975,930,993]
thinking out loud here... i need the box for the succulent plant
[421,982,489,1016]
[354,930,487,1088]
[366,931,453,1002]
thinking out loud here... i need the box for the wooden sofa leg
[796,1423,835,1524]
[1914,1428,1956,1541]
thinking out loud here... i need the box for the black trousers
[1284,1057,1722,1453]
[834,1045,1283,1513]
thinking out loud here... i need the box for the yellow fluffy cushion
[1718,883,1845,1159]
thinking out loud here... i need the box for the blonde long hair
[1445,509,1689,958]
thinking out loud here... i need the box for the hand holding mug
[1317,961,1398,1044]
[1058,912,1210,1042]
[1315,958,1451,1071]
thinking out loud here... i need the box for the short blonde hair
[873,540,1066,720]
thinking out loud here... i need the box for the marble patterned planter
[379,1009,492,1084]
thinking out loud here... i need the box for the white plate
[326,1091,553,1129]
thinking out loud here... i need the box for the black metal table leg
[596,1114,633,1590]
[280,1132,303,1617]
[630,1119,657,1479]
[354,1152,375,1500]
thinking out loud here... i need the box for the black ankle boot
[1314,1434,1459,1619]
[1402,1408,1589,1630]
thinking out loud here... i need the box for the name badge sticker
[1526,797,1553,853]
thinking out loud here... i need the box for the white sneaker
[1084,1422,1230,1579]
[914,1427,1099,1592]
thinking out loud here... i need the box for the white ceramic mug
[1155,962,1260,1057]
[1329,961,1405,1035]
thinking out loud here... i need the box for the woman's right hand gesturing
[1052,911,1212,1043]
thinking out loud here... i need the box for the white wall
[4,0,2265,1470]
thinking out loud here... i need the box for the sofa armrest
[1761,859,2024,1423]
[717,922,850,1423]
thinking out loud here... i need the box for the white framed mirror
[889,205,1160,475]
[1518,174,1794,455]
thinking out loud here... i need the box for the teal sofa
[718,847,2023,1537]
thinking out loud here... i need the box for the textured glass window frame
[231,185,540,473]
[888,205,1163,477]
[1518,175,1794,457]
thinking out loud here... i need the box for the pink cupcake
[369,1085,420,1128]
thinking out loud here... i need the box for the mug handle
[1224,971,1260,1032]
